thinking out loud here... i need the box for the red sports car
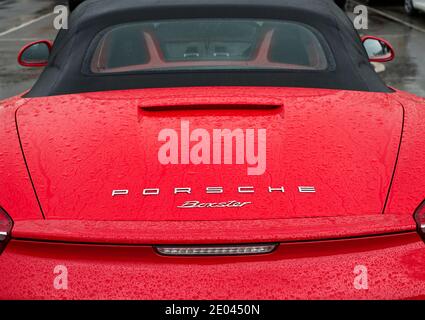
[1,0,425,299]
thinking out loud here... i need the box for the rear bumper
[1,232,425,299]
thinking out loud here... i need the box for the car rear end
[1,216,425,299]
[1,87,425,299]
[2,1,425,300]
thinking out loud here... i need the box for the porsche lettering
[111,186,316,196]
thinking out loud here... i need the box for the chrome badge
[177,200,252,209]
[112,186,316,197]
[112,185,316,208]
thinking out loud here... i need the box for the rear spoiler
[69,0,86,11]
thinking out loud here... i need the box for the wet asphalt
[0,0,424,99]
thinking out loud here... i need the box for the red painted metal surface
[15,87,402,221]
[0,96,43,220]
[1,86,425,299]
[0,233,424,299]
[386,90,425,215]
[11,215,415,244]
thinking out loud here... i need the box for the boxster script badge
[177,200,251,208]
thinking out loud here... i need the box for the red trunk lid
[16,87,402,221]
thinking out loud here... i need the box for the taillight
[0,207,13,254]
[414,200,425,242]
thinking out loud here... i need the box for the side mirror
[18,40,52,67]
[362,36,395,63]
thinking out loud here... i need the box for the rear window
[90,19,330,74]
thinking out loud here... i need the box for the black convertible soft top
[26,0,391,97]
